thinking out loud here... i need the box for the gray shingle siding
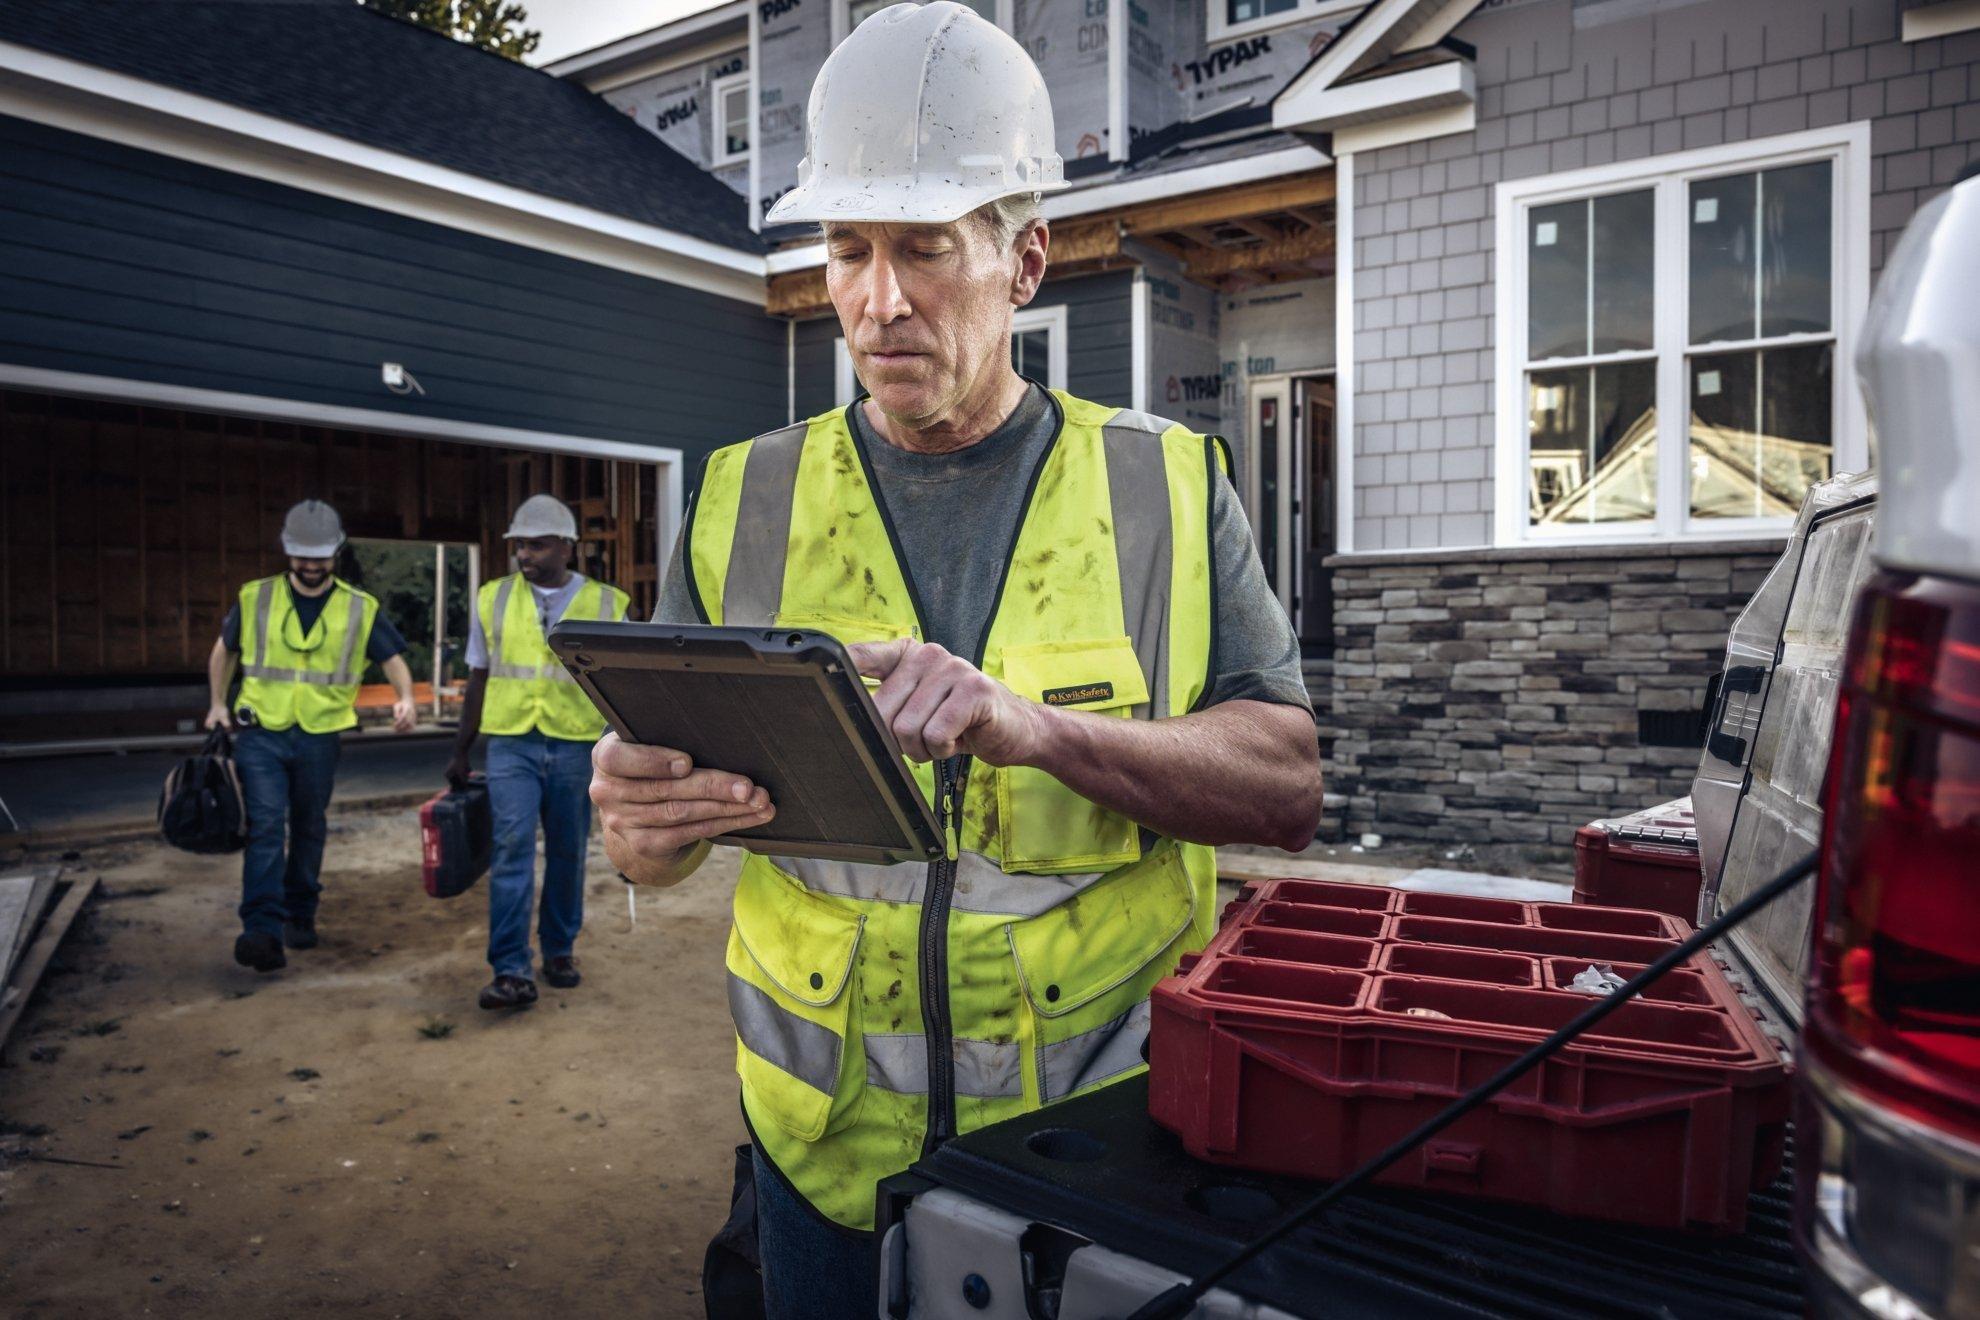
[0,114,787,463]
[1349,0,1980,552]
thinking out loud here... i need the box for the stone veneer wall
[1318,540,1784,845]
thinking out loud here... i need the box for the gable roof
[0,0,766,254]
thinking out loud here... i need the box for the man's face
[287,556,335,589]
[825,218,1023,426]
[512,536,572,584]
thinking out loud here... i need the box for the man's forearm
[452,670,487,759]
[1025,699,1322,851]
[207,640,237,709]
[382,654,417,703]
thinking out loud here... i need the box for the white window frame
[833,0,1012,45]
[1491,123,1872,548]
[1207,0,1361,44]
[835,303,1066,403]
[707,70,751,168]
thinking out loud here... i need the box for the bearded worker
[588,6,1324,1314]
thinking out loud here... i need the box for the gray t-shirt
[656,386,1311,715]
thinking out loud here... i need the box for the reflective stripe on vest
[236,576,377,734]
[693,391,1225,1230]
[478,573,628,739]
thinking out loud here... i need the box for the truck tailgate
[885,1075,1803,1318]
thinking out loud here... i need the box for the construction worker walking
[448,494,629,1011]
[588,7,1323,1315]
[205,500,418,973]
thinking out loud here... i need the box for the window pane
[958,0,998,20]
[1012,329,1048,381]
[1527,361,1658,526]
[1689,171,1758,344]
[1689,344,1834,519]
[1591,190,1654,353]
[1761,161,1832,336]
[1230,0,1300,22]
[849,0,890,29]
[722,85,749,155]
[1527,200,1587,360]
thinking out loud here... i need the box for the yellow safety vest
[235,576,379,735]
[687,390,1224,1229]
[477,573,629,741]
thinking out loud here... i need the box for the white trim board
[581,35,749,96]
[0,40,765,305]
[0,362,687,569]
[1488,122,1873,549]
[1333,150,1356,556]
[1903,0,1980,42]
[540,1,750,82]
[766,145,1335,275]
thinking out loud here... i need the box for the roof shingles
[0,0,765,253]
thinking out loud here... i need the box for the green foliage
[360,0,541,62]
[343,541,475,683]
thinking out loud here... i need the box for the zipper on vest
[919,753,967,1154]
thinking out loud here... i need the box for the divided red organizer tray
[1147,878,1791,1233]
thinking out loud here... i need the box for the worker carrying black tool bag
[158,727,249,854]
[420,775,492,898]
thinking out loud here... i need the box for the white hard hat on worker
[763,1,1068,227]
[504,493,578,542]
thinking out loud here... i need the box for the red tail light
[1807,568,1980,1142]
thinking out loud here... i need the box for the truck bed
[885,1075,1804,1318]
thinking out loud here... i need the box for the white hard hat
[504,493,578,541]
[764,1,1067,228]
[280,500,345,558]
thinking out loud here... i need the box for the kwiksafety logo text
[1042,682,1115,707]
[1168,374,1223,403]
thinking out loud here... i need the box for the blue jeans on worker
[234,723,342,936]
[753,1146,878,1320]
[485,730,592,979]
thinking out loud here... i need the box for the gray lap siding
[0,113,786,460]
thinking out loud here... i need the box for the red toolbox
[1573,796,1703,923]
[1147,877,1790,1233]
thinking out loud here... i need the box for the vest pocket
[726,860,867,1143]
[1005,845,1196,1104]
[995,637,1151,873]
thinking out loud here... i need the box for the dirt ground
[0,809,747,1319]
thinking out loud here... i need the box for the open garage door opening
[0,388,675,747]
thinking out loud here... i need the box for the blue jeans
[753,1146,878,1319]
[485,731,592,978]
[234,724,342,936]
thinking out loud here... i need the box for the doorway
[1244,373,1337,653]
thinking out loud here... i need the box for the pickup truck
[869,155,1980,1320]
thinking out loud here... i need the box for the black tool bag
[157,728,249,854]
[420,776,492,898]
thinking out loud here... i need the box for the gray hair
[974,191,1043,252]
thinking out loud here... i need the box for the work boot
[283,914,318,950]
[233,930,286,973]
[543,956,580,989]
[478,975,538,1011]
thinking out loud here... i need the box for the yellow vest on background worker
[236,577,379,735]
[687,389,1224,1229]
[477,573,629,741]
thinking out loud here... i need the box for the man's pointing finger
[846,637,913,680]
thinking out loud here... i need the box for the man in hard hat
[448,494,630,1010]
[589,5,1322,1311]
[205,500,419,972]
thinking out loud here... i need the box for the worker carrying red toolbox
[582,7,1325,1316]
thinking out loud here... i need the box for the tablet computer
[545,621,943,866]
